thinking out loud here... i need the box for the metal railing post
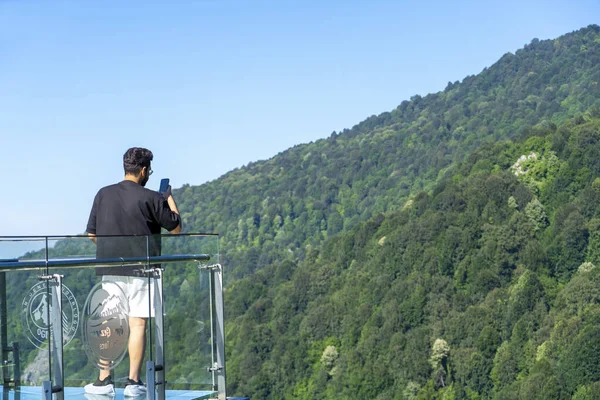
[0,272,9,386]
[146,360,156,400]
[144,267,165,400]
[0,263,20,394]
[154,268,165,400]
[40,274,64,400]
[213,264,227,400]
[202,264,227,399]
[1,271,8,400]
[42,381,52,400]
[12,342,19,390]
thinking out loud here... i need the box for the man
[84,147,182,396]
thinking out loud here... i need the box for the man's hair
[123,147,153,175]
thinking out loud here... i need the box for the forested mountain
[225,114,600,398]
[176,25,600,282]
[10,25,600,398]
[166,25,600,398]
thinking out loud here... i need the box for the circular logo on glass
[21,281,80,349]
[82,281,130,370]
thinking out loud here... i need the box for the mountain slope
[226,115,600,398]
[166,25,600,397]
[176,25,600,281]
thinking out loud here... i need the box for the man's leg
[97,276,122,383]
[128,316,148,381]
[99,366,111,380]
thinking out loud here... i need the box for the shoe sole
[124,387,147,397]
[84,384,115,396]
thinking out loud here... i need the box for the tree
[430,338,450,388]
[524,198,548,232]
[561,325,600,392]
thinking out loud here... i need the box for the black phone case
[159,178,170,193]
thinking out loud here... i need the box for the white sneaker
[124,379,147,397]
[84,376,115,395]
[85,395,116,400]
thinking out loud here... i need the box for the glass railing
[0,234,226,400]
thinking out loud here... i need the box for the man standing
[84,147,181,396]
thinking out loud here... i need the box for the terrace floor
[0,386,216,400]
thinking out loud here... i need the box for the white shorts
[102,275,155,318]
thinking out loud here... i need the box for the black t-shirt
[86,180,181,276]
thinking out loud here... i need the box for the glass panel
[0,236,47,261]
[46,235,152,390]
[161,234,218,392]
[0,234,222,398]
[16,272,52,387]
[160,233,219,262]
[0,237,51,392]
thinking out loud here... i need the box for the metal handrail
[0,232,218,239]
[0,254,210,272]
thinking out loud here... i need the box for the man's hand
[161,185,172,200]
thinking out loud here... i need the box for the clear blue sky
[0,0,597,243]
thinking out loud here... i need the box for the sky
[0,0,598,248]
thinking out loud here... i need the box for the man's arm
[87,192,100,243]
[166,195,182,234]
[156,185,182,234]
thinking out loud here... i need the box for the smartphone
[158,178,170,194]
